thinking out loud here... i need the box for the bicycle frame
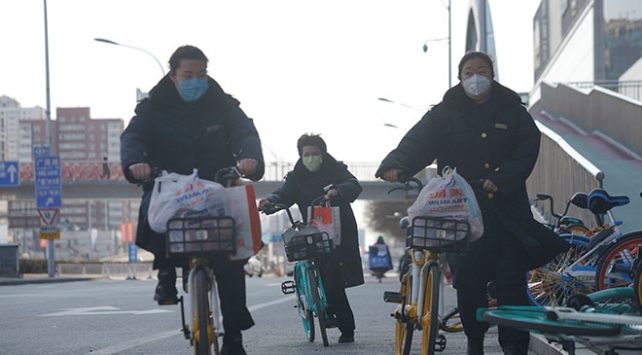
[407,250,440,321]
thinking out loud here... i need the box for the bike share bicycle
[528,188,642,307]
[162,167,245,355]
[261,196,334,347]
[382,175,476,355]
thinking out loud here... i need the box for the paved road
[0,273,578,355]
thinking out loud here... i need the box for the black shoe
[467,338,484,355]
[154,268,178,305]
[502,343,527,355]
[221,335,246,355]
[338,331,354,343]
[325,315,339,329]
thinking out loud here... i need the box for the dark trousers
[453,220,530,354]
[317,254,355,333]
[154,238,255,335]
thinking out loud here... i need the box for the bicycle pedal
[383,291,402,303]
[281,280,296,294]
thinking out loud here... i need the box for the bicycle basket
[408,216,471,252]
[165,216,236,257]
[283,224,333,262]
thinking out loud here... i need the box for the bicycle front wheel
[395,272,413,355]
[295,267,315,342]
[307,267,328,347]
[421,263,441,355]
[634,258,642,314]
[193,268,212,355]
[482,307,621,336]
[528,234,592,306]
[595,234,642,290]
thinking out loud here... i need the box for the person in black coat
[120,45,264,355]
[258,133,364,343]
[376,52,569,355]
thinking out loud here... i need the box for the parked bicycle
[528,188,642,307]
[531,192,589,235]
[163,167,243,355]
[478,283,642,355]
[261,196,334,347]
[382,175,475,355]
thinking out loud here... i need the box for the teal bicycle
[261,197,333,347]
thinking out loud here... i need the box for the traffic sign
[40,225,60,240]
[33,146,51,157]
[128,243,138,263]
[0,161,19,186]
[35,155,62,209]
[37,208,59,226]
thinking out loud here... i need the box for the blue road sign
[35,155,62,209]
[128,243,138,263]
[0,161,19,186]
[33,146,51,157]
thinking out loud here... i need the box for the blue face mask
[178,77,209,102]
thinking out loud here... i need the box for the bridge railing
[16,161,383,183]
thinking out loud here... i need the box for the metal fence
[57,262,153,279]
[565,80,642,103]
[527,122,604,230]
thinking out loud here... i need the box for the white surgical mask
[462,74,492,98]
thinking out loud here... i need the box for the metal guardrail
[565,80,642,103]
[57,262,153,279]
[527,121,605,230]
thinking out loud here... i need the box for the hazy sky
[1,0,541,163]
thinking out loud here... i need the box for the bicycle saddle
[570,192,588,209]
[586,188,629,215]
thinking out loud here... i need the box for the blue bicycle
[261,197,333,347]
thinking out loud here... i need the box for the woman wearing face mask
[375,52,569,355]
[258,133,364,344]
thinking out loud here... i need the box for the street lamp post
[422,0,452,89]
[94,38,166,76]
[43,0,55,277]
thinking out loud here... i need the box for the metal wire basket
[407,216,471,253]
[165,216,236,257]
[284,230,333,262]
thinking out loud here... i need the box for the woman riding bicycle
[376,52,570,355]
[258,133,363,343]
[120,45,265,355]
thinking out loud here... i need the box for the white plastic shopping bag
[407,167,484,244]
[148,170,228,233]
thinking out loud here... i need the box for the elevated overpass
[0,162,422,202]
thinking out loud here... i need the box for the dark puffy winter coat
[121,75,264,252]
[266,154,365,288]
[376,81,569,271]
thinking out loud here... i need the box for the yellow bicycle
[164,167,242,355]
[383,175,472,355]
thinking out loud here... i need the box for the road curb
[0,275,108,286]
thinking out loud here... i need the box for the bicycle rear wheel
[308,267,328,347]
[528,235,593,306]
[439,307,463,333]
[595,234,642,290]
[421,263,441,354]
[193,268,212,355]
[481,307,621,336]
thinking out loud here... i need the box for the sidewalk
[0,273,108,286]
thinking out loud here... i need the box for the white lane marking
[41,306,172,317]
[84,296,295,354]
[84,329,180,355]
[248,295,294,312]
